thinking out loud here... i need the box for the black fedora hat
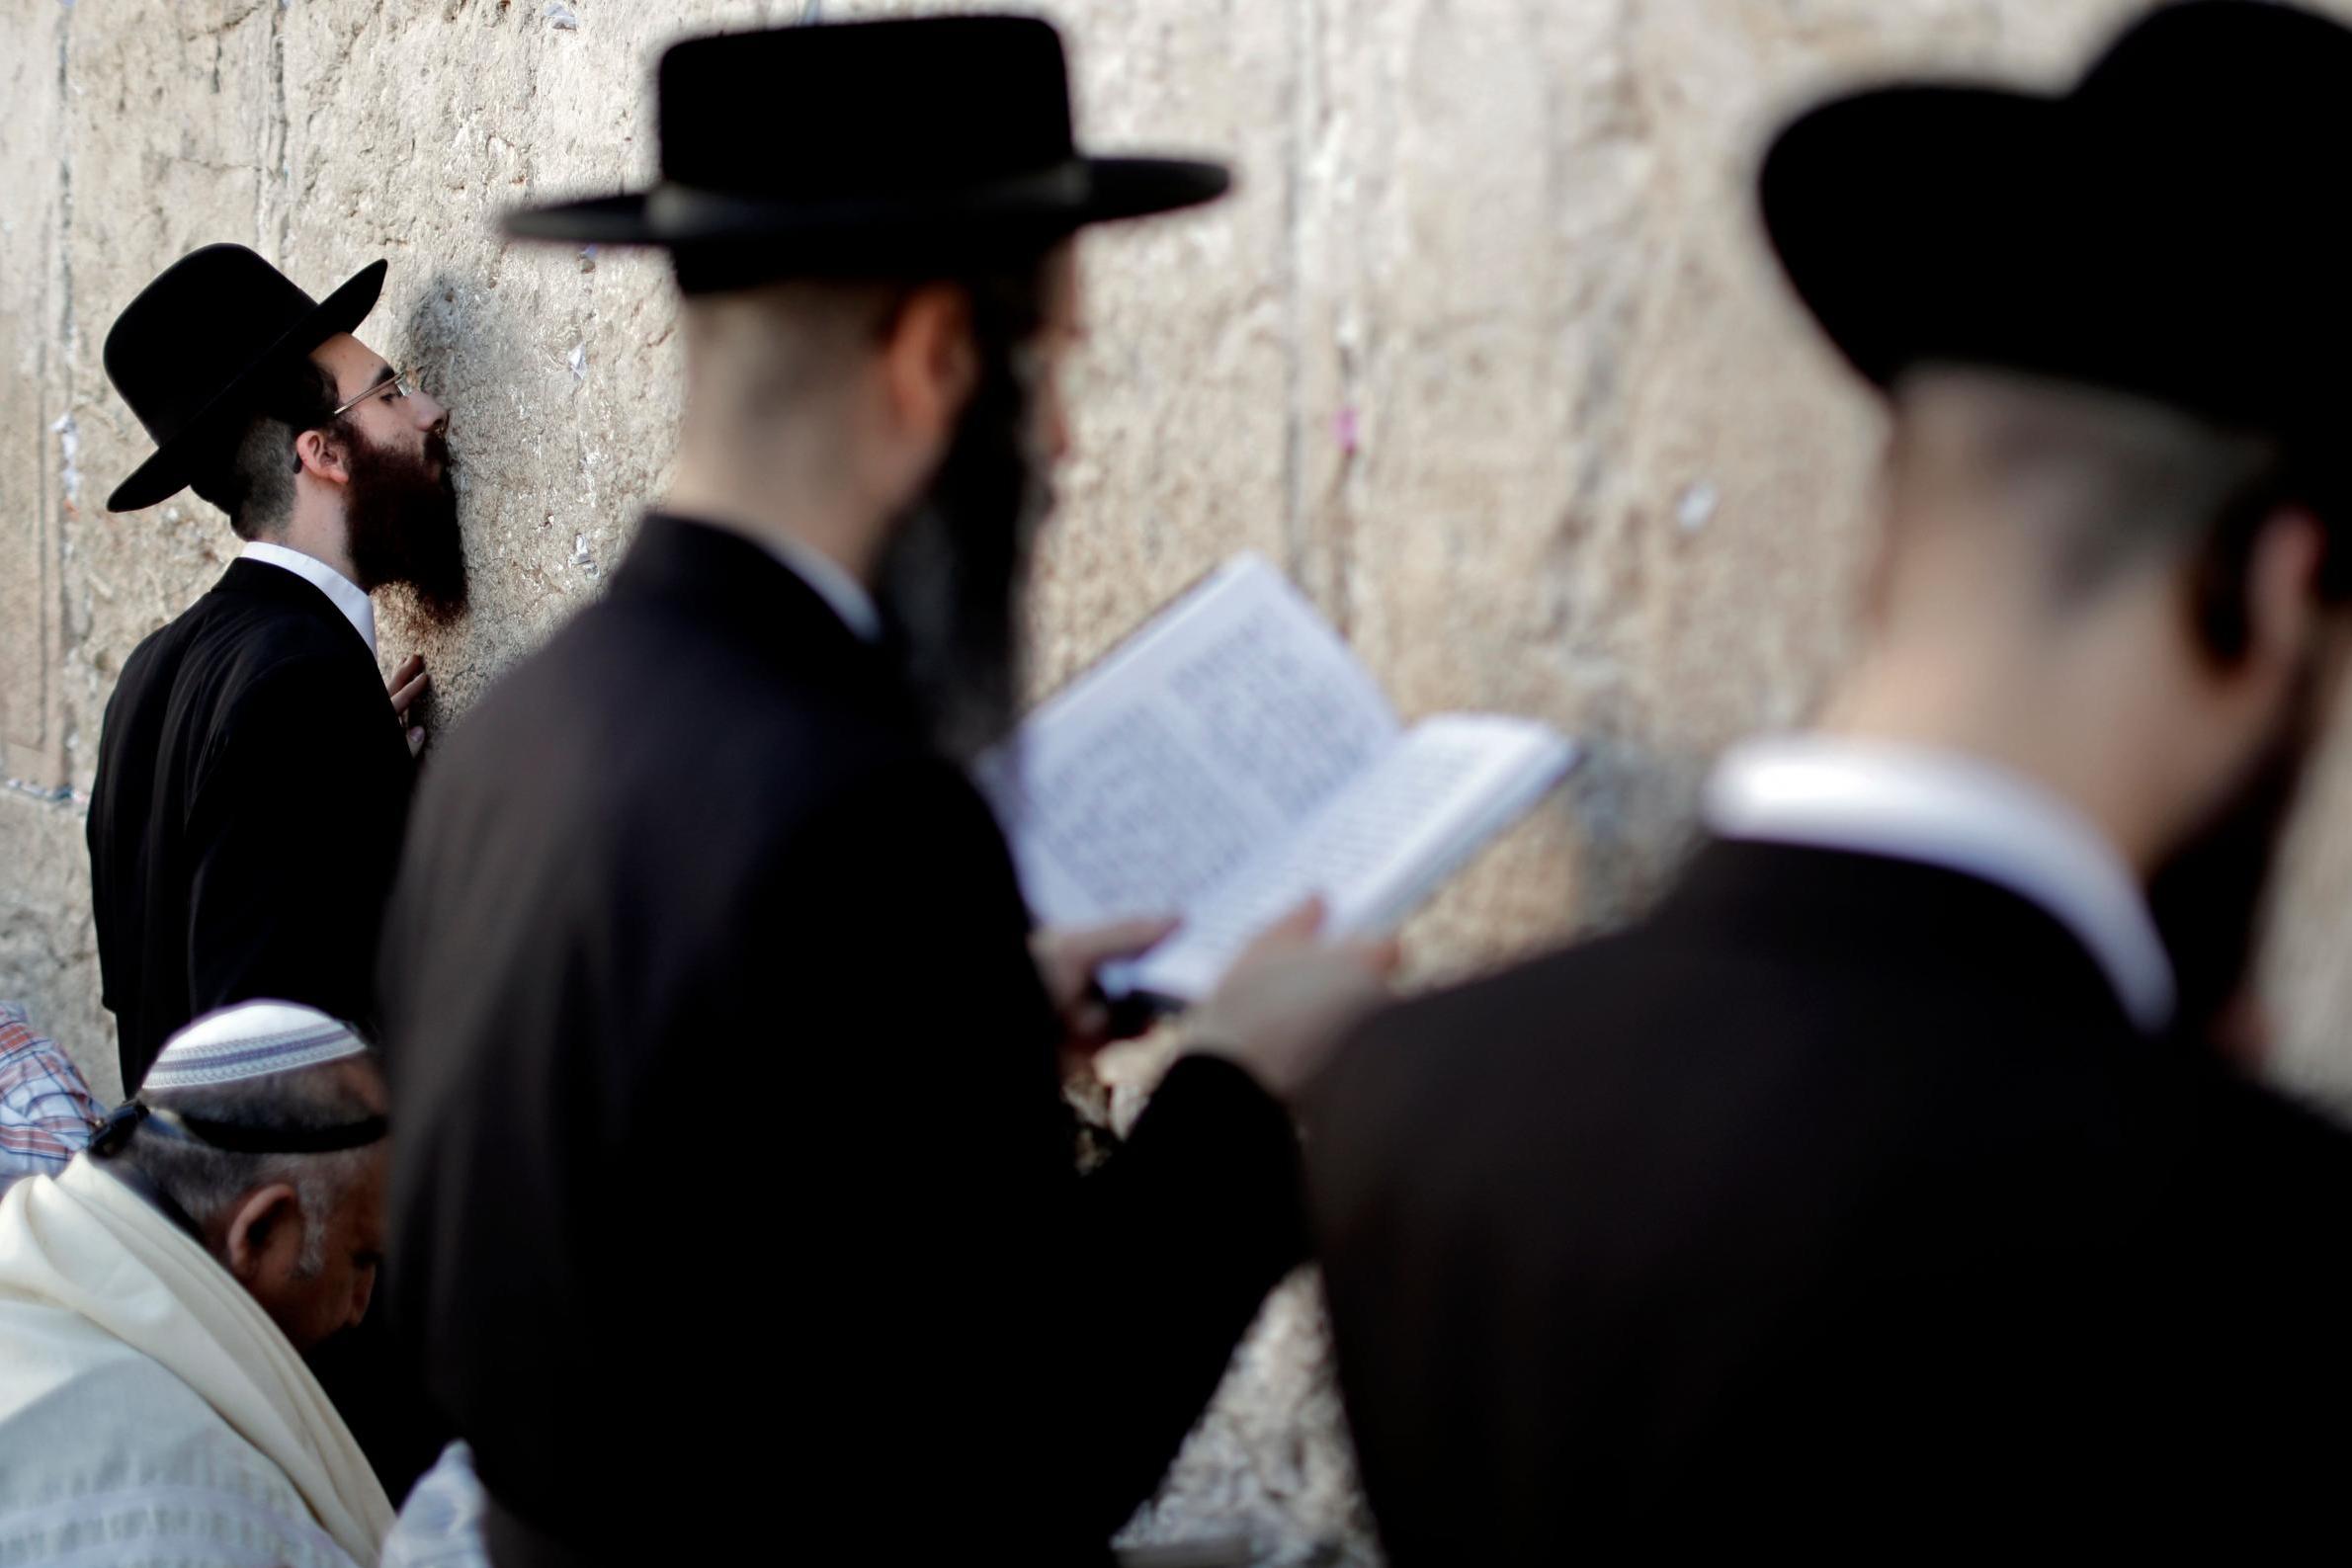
[1761,0,2352,449]
[104,245,385,513]
[504,15,1228,276]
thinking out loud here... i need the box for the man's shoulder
[0,1325,344,1567]
[1305,936,1648,1179]
[449,588,926,803]
[1303,906,1990,1210]
[202,594,369,672]
[100,597,387,806]
[406,596,965,929]
[193,641,392,770]
[126,581,376,708]
[163,561,350,643]
[2184,1059,2352,1187]
[1326,930,1661,1093]
[0,1296,264,1474]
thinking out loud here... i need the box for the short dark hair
[187,357,342,540]
[1890,368,2351,666]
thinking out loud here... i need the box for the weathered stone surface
[15,0,2352,1558]
[0,0,66,794]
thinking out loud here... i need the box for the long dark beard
[345,428,468,626]
[2145,678,2320,1047]
[878,333,1050,766]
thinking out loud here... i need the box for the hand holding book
[1032,897,1400,1103]
[1185,895,1402,1100]
[1032,915,1181,1053]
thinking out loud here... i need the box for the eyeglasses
[288,367,429,472]
[330,366,421,420]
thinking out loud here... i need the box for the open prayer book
[976,553,1578,1003]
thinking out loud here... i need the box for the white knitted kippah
[140,1001,368,1093]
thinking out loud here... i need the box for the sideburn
[2184,473,2302,666]
[877,266,1054,769]
[2144,666,2319,1046]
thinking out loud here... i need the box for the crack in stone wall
[16,2,2352,1559]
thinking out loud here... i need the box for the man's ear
[222,1182,302,1284]
[2242,502,2327,682]
[879,283,979,450]
[294,424,351,487]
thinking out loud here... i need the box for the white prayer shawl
[0,1155,393,1566]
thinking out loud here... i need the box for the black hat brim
[107,259,387,513]
[502,155,1230,257]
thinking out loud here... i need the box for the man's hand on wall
[387,654,429,758]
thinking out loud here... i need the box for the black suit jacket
[378,516,1305,1564]
[1308,840,2352,1558]
[87,557,414,1089]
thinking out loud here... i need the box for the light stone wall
[12,1,2352,1558]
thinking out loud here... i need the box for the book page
[1119,713,1578,1000]
[977,554,1401,928]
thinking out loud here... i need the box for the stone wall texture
[13,0,2352,1558]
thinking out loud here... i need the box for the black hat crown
[102,244,384,513]
[1761,0,2352,450]
[2074,0,2352,119]
[505,16,1229,279]
[659,18,1075,203]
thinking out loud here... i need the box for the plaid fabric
[0,1002,104,1188]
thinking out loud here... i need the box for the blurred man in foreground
[381,18,1392,1564]
[1310,2,2352,1554]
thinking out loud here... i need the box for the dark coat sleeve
[183,654,409,1035]
[719,758,1306,1547]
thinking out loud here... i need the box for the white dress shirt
[761,535,882,644]
[1703,734,2176,1032]
[237,539,377,658]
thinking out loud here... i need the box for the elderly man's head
[95,1004,389,1353]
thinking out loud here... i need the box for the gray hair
[107,1052,384,1278]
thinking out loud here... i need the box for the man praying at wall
[380,17,1394,1564]
[1306,2,2352,1555]
[0,1003,397,1568]
[1307,0,2352,1551]
[86,245,464,1499]
[88,246,464,1091]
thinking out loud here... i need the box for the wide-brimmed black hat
[103,245,385,513]
[504,15,1228,279]
[1762,0,2352,451]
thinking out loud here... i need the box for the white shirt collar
[237,540,376,658]
[1702,734,2175,1033]
[759,535,882,644]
